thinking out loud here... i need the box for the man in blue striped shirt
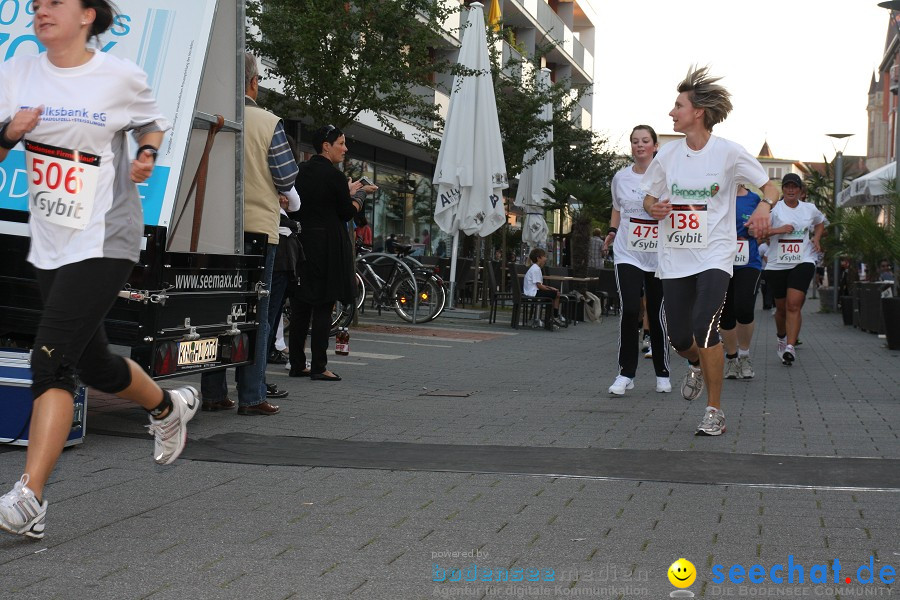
[200,53,299,416]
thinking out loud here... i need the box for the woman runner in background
[721,184,764,380]
[604,125,671,396]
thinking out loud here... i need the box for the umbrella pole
[501,222,507,289]
[448,230,460,309]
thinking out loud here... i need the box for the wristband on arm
[0,123,21,150]
[136,144,159,162]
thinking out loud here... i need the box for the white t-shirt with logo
[764,201,825,271]
[641,136,769,279]
[0,51,170,269]
[611,165,659,272]
[523,263,542,296]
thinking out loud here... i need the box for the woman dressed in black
[288,125,373,380]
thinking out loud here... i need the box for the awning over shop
[838,162,894,207]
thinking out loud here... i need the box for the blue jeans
[266,270,291,355]
[201,243,276,407]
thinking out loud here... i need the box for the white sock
[738,348,750,358]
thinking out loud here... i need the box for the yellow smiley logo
[668,558,696,588]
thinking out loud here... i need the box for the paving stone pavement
[1,297,898,599]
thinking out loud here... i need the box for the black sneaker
[267,350,289,364]
[265,383,289,398]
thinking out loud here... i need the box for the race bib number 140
[25,140,100,230]
[775,238,805,265]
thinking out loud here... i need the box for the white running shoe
[739,355,755,379]
[608,375,634,395]
[724,358,740,380]
[782,344,795,366]
[644,346,653,359]
[656,377,672,393]
[0,474,47,539]
[681,366,703,401]
[696,406,726,436]
[640,334,651,352]
[776,337,787,361]
[148,386,199,465]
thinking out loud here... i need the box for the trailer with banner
[0,0,266,379]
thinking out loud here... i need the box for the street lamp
[827,133,853,313]
[878,1,900,195]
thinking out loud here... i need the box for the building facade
[256,0,598,255]
[867,15,899,172]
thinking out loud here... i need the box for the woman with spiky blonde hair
[641,65,780,436]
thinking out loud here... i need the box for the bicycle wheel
[391,273,444,323]
[354,272,365,310]
[329,300,355,336]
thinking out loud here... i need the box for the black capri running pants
[763,263,816,299]
[720,267,761,330]
[614,263,669,378]
[31,258,134,400]
[661,269,731,350]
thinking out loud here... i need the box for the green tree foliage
[247,0,460,145]
[486,28,624,190]
[799,158,859,264]
[831,187,900,281]
[801,159,899,281]
[542,179,611,276]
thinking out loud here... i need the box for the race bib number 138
[663,204,708,249]
[25,140,100,230]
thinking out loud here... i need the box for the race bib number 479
[663,204,708,249]
[628,217,658,253]
[25,140,100,230]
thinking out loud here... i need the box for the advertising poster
[0,0,218,231]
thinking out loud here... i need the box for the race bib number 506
[25,140,100,230]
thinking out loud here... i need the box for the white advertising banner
[0,0,219,230]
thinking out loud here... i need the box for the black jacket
[288,155,359,305]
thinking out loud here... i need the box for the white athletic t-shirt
[641,136,769,278]
[764,201,825,271]
[523,263,542,296]
[611,165,658,272]
[0,51,170,269]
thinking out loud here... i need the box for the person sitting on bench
[523,248,565,327]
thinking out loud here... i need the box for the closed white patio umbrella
[433,1,508,307]
[514,68,553,250]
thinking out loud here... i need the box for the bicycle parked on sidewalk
[354,244,446,324]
